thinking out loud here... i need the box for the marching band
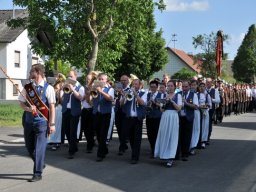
[16,64,256,181]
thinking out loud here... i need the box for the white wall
[2,29,43,100]
[153,51,194,80]
[0,43,7,78]
[6,29,30,80]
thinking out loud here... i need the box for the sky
[1,0,256,60]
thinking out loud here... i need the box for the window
[14,51,20,67]
[32,57,38,65]
[13,84,18,96]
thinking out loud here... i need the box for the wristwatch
[50,123,55,126]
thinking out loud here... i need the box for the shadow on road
[0,136,256,192]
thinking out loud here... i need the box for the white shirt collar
[34,80,45,87]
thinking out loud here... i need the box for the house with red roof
[153,47,201,80]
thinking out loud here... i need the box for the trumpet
[63,78,77,94]
[90,89,98,98]
[90,80,105,98]
[125,90,134,101]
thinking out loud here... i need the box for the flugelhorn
[63,78,76,94]
[90,80,105,98]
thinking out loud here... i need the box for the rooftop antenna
[171,33,177,49]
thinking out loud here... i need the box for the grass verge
[0,102,23,127]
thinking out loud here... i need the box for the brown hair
[31,64,45,78]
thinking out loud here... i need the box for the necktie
[35,85,42,96]
[132,95,136,111]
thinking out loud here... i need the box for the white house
[153,47,200,80]
[0,9,43,100]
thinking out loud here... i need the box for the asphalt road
[0,112,256,192]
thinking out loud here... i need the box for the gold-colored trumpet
[90,80,105,98]
[63,86,71,94]
[90,89,98,98]
[63,78,77,94]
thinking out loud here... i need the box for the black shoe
[189,150,196,156]
[67,153,74,159]
[86,149,92,153]
[206,141,210,145]
[130,159,138,164]
[28,175,42,182]
[43,164,46,169]
[166,160,173,167]
[118,150,124,156]
[96,157,103,162]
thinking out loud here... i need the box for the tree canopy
[192,31,228,78]
[171,68,196,81]
[9,0,168,80]
[232,24,256,83]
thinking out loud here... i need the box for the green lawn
[0,102,23,127]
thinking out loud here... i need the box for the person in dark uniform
[115,75,130,155]
[80,73,95,153]
[177,81,198,161]
[234,84,240,115]
[206,78,220,143]
[215,80,224,123]
[121,79,147,164]
[19,64,56,182]
[92,73,114,162]
[146,80,165,157]
[228,84,234,115]
[61,70,85,159]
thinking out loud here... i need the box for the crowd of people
[18,64,256,182]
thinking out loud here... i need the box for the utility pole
[171,33,177,49]
[12,1,15,19]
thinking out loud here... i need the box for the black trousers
[234,101,240,114]
[62,110,80,154]
[125,117,143,161]
[177,116,193,158]
[208,108,215,141]
[80,108,94,150]
[146,117,160,154]
[216,106,223,122]
[93,113,111,158]
[115,110,128,151]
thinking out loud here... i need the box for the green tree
[9,0,167,79]
[171,68,196,80]
[192,32,228,78]
[44,59,71,77]
[232,24,256,83]
[110,1,168,80]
